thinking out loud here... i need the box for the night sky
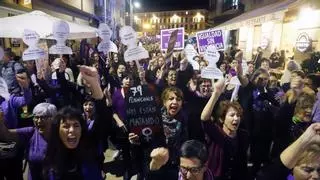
[137,0,208,12]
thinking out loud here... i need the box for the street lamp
[134,2,141,9]
[129,0,140,27]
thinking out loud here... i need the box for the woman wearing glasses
[0,102,57,180]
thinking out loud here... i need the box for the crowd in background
[0,36,319,180]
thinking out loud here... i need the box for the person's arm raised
[78,65,104,100]
[280,123,320,169]
[149,147,169,171]
[235,51,249,87]
[201,79,226,121]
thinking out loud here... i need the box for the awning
[214,0,298,30]
[0,10,98,39]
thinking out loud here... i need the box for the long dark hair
[43,106,96,178]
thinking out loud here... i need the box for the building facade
[0,0,99,55]
[95,0,126,40]
[209,0,320,62]
[133,9,208,35]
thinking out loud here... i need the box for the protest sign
[241,60,248,75]
[119,26,137,48]
[229,76,241,85]
[201,45,223,79]
[196,29,224,54]
[201,67,224,79]
[184,44,199,70]
[126,85,162,143]
[204,45,220,67]
[49,21,72,54]
[97,23,112,55]
[22,29,45,61]
[124,46,149,62]
[161,28,184,51]
[120,26,149,62]
[109,41,118,53]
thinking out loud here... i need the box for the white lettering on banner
[126,108,137,116]
[130,86,143,96]
[139,106,157,115]
[198,31,222,40]
[128,96,154,104]
[129,116,161,127]
[199,43,223,53]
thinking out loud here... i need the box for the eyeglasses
[179,165,203,175]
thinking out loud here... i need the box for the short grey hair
[32,103,57,117]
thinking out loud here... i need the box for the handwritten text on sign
[125,85,162,143]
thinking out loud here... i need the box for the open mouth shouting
[59,119,82,149]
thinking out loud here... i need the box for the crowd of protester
[0,38,319,180]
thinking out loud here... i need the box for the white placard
[184,44,199,70]
[98,23,112,41]
[119,26,137,48]
[184,44,198,60]
[230,85,240,102]
[189,60,200,71]
[97,23,112,55]
[97,41,110,55]
[204,45,220,67]
[22,29,45,61]
[120,26,149,62]
[229,76,241,85]
[109,41,118,53]
[49,21,72,55]
[241,60,248,75]
[201,66,224,80]
[124,46,149,62]
[0,47,4,60]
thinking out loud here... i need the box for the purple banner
[160,28,184,50]
[196,29,224,54]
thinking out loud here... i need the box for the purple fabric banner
[160,28,184,50]
[196,29,224,54]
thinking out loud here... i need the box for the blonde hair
[296,145,320,166]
